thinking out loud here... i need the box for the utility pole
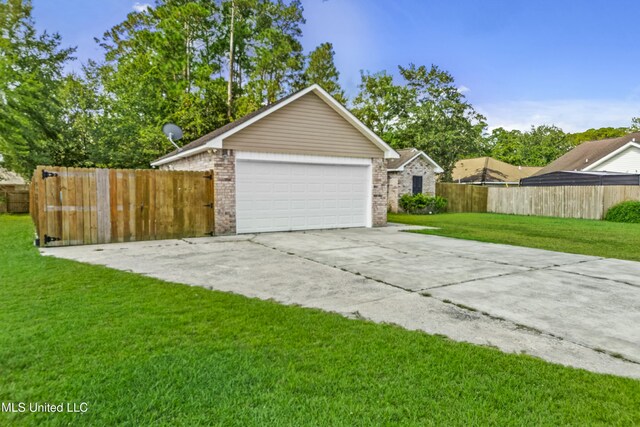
[227,0,235,121]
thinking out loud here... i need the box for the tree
[487,127,525,165]
[395,64,487,181]
[351,71,411,145]
[568,127,628,146]
[0,0,74,176]
[301,42,345,103]
[489,125,571,166]
[240,0,305,110]
[55,73,100,167]
[89,0,309,169]
[94,0,228,168]
[519,125,571,166]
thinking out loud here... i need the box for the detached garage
[151,85,398,234]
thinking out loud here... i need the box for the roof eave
[151,84,399,166]
[150,138,223,167]
[387,151,444,173]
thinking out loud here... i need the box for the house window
[412,176,423,195]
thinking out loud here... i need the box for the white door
[236,160,371,233]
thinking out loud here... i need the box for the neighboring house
[385,148,443,213]
[521,170,640,187]
[534,132,640,176]
[0,166,27,191]
[452,157,541,185]
[151,84,398,234]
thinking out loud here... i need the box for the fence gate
[30,166,215,247]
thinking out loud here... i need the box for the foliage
[389,212,640,262]
[0,0,310,174]
[605,201,640,224]
[351,70,412,145]
[300,42,345,104]
[399,193,447,214]
[568,127,628,146]
[0,0,75,175]
[352,65,487,180]
[487,125,571,167]
[3,214,640,425]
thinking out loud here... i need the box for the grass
[1,214,639,426]
[389,212,640,261]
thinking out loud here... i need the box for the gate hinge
[44,234,61,244]
[204,203,214,208]
[42,170,59,179]
[205,231,215,236]
[204,174,213,180]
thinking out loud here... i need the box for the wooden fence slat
[30,166,216,246]
[96,169,111,244]
[486,185,640,220]
[88,169,98,244]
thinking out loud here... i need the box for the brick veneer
[212,150,236,234]
[372,158,388,226]
[387,156,437,213]
[387,174,399,213]
[159,149,236,235]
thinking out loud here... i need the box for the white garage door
[236,159,371,233]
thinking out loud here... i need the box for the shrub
[605,201,640,224]
[399,193,447,214]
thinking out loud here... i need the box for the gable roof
[385,148,444,173]
[533,132,640,176]
[151,84,398,166]
[452,157,541,184]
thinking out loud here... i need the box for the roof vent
[585,158,589,163]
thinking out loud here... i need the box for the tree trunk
[227,0,235,120]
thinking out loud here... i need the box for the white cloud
[132,2,151,13]
[458,85,470,94]
[477,99,640,133]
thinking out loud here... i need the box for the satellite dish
[162,123,183,151]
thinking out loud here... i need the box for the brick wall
[387,173,400,213]
[212,150,236,234]
[159,151,215,171]
[372,158,388,226]
[159,149,236,235]
[388,157,437,213]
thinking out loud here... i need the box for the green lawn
[389,212,640,261]
[1,215,639,426]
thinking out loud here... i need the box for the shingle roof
[153,89,303,163]
[533,132,640,176]
[385,148,420,170]
[0,167,25,185]
[452,157,541,183]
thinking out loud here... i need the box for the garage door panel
[236,160,370,233]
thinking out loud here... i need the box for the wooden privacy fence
[487,185,640,220]
[0,186,30,213]
[436,183,488,213]
[30,166,215,247]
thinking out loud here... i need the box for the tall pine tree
[0,0,74,175]
[302,42,345,104]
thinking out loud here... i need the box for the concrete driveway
[42,224,640,378]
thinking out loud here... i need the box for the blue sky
[32,0,640,132]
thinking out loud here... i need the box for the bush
[399,193,447,214]
[605,201,640,223]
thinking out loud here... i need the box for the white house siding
[590,146,640,173]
